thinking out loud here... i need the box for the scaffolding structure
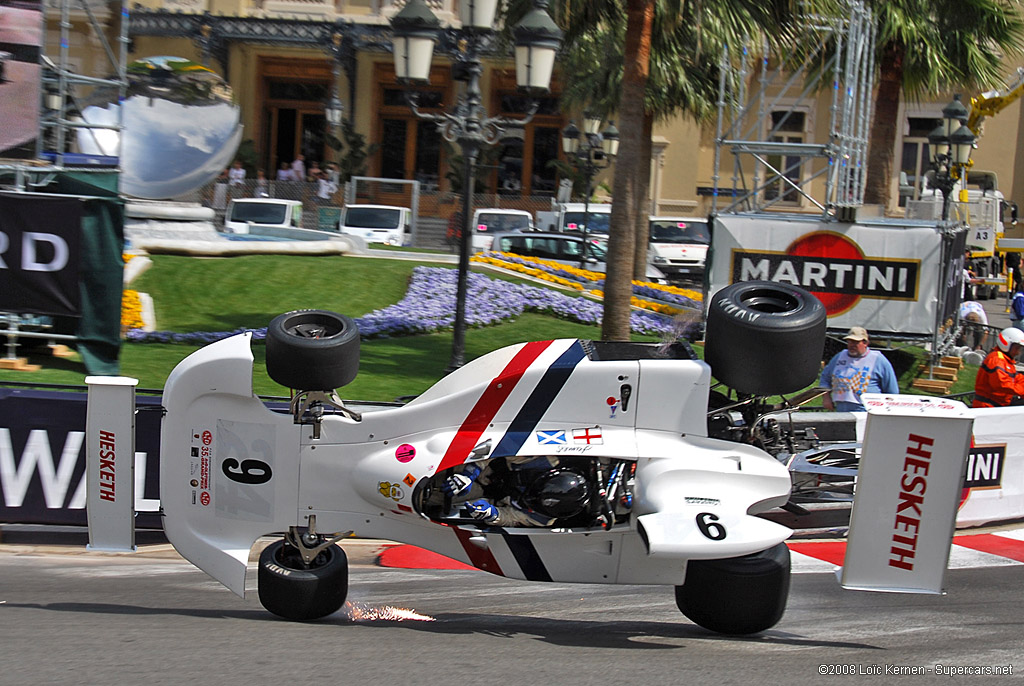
[0,0,128,367]
[712,0,875,217]
[1,0,127,192]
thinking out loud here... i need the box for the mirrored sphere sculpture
[77,56,243,199]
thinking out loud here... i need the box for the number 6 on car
[85,285,971,635]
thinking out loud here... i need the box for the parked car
[471,208,534,251]
[338,204,411,246]
[494,230,666,282]
[648,216,711,282]
[223,198,302,234]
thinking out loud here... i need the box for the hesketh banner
[0,192,84,316]
[708,214,951,336]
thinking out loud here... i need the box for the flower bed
[126,266,693,344]
[472,251,703,311]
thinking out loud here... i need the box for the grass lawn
[0,255,658,401]
[0,253,979,403]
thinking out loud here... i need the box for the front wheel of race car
[258,540,348,621]
[265,309,360,391]
[674,542,791,635]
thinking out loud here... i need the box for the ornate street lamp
[325,31,345,135]
[560,115,619,267]
[390,0,562,372]
[927,95,976,221]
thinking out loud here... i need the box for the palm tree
[551,0,831,339]
[862,0,1024,210]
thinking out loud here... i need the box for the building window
[901,117,940,206]
[492,71,562,196]
[374,64,451,195]
[764,110,806,204]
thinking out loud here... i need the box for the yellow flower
[121,289,145,331]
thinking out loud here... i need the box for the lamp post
[390,0,562,372]
[325,31,345,135]
[561,113,619,268]
[927,94,977,221]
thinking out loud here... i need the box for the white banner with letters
[708,214,945,335]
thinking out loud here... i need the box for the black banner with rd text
[0,192,83,316]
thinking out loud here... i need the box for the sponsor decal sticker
[200,491,211,506]
[573,427,603,445]
[403,473,417,487]
[606,395,618,418]
[378,481,404,501]
[395,444,416,463]
[536,430,567,445]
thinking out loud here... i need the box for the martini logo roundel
[730,231,921,317]
[786,232,863,315]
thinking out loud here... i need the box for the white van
[224,198,302,234]
[338,204,411,246]
[557,203,612,238]
[471,208,534,251]
[648,216,711,282]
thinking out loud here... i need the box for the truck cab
[648,216,711,283]
[338,204,411,246]
[224,198,303,234]
[471,208,534,251]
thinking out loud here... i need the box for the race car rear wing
[840,394,974,594]
[84,376,140,552]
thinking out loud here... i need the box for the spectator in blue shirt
[820,327,899,412]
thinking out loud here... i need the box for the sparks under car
[84,281,969,634]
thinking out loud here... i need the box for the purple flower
[125,266,681,343]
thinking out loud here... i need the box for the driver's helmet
[522,468,591,519]
[996,327,1024,353]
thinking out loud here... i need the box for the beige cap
[844,326,869,342]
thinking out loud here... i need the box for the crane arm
[967,67,1024,135]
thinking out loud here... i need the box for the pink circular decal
[395,444,416,463]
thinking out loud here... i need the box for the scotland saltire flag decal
[536,430,567,445]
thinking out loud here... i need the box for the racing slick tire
[265,309,359,391]
[674,542,791,635]
[704,280,826,395]
[258,540,348,621]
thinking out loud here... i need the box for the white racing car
[84,281,971,634]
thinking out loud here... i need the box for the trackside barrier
[85,376,138,552]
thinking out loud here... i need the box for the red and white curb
[788,528,1024,573]
[377,528,1024,572]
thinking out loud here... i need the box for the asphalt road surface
[0,545,1021,685]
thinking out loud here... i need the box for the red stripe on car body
[436,340,553,473]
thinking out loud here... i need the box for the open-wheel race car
[84,280,969,634]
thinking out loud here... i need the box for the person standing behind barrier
[254,169,269,197]
[291,153,306,181]
[276,161,296,181]
[820,327,899,412]
[227,160,246,199]
[973,328,1024,408]
[1010,285,1024,332]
